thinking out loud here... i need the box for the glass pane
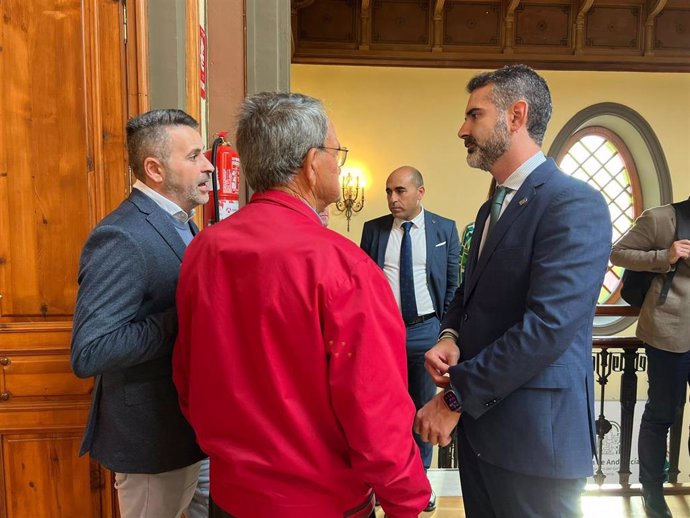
[558,130,638,304]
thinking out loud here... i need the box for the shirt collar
[500,151,546,191]
[393,207,425,229]
[132,180,195,224]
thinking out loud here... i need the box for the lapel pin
[518,197,528,206]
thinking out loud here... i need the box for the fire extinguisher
[203,132,241,226]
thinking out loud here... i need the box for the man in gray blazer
[71,110,212,518]
[611,202,690,518]
[360,166,459,512]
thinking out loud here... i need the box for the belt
[405,312,437,327]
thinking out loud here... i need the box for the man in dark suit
[414,65,612,517]
[71,110,212,518]
[360,166,459,511]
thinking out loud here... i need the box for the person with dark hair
[173,92,430,518]
[611,202,690,518]
[360,165,459,512]
[414,64,612,517]
[71,109,212,518]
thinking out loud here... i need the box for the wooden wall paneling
[186,0,201,123]
[2,433,95,518]
[444,1,501,49]
[371,0,432,47]
[586,3,644,52]
[515,2,573,50]
[0,0,90,322]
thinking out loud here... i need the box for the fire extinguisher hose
[209,136,224,225]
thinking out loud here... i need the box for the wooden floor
[374,494,690,517]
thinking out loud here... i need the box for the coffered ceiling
[291,0,690,71]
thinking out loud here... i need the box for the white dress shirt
[383,208,435,317]
[133,180,195,224]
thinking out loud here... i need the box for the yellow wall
[292,64,690,481]
[292,65,690,242]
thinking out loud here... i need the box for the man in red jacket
[173,92,430,518]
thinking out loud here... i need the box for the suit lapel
[464,200,490,303]
[424,211,438,285]
[464,161,553,302]
[130,189,187,262]
[376,215,393,267]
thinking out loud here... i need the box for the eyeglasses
[318,146,348,167]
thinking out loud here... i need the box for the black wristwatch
[443,385,462,413]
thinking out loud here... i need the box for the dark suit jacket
[444,159,611,479]
[71,189,205,473]
[360,210,459,320]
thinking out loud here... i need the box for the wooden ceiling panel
[586,5,642,50]
[371,0,431,45]
[515,3,572,48]
[444,1,501,46]
[655,8,690,51]
[298,0,357,44]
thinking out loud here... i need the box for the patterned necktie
[487,186,512,237]
[399,221,417,323]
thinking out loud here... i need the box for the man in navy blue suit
[360,166,459,512]
[414,65,612,517]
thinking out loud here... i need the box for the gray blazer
[71,189,205,473]
[611,204,690,353]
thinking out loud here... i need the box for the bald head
[385,165,425,221]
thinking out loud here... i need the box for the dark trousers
[406,317,440,470]
[638,344,690,488]
[456,423,585,518]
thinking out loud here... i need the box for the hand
[414,393,461,447]
[668,239,690,265]
[424,338,460,388]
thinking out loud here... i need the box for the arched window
[556,127,642,305]
[548,103,671,335]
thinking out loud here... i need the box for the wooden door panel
[0,0,128,323]
[0,0,90,320]
[1,433,97,518]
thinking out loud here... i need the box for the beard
[465,118,511,171]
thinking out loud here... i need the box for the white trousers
[115,460,204,518]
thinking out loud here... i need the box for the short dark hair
[235,92,328,193]
[467,64,552,145]
[126,109,199,181]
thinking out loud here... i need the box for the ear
[301,147,320,188]
[143,157,165,185]
[508,100,528,133]
[418,185,426,199]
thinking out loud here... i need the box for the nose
[458,121,470,140]
[201,153,214,173]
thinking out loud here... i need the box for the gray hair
[236,92,329,192]
[126,109,198,181]
[467,64,552,146]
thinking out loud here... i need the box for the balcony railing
[437,305,689,494]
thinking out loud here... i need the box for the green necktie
[487,186,512,237]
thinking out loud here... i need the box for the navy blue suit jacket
[444,159,611,479]
[71,189,205,473]
[360,210,459,320]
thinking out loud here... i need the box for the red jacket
[173,190,429,518]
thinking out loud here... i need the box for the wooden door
[0,0,132,516]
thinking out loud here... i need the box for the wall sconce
[335,172,365,232]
